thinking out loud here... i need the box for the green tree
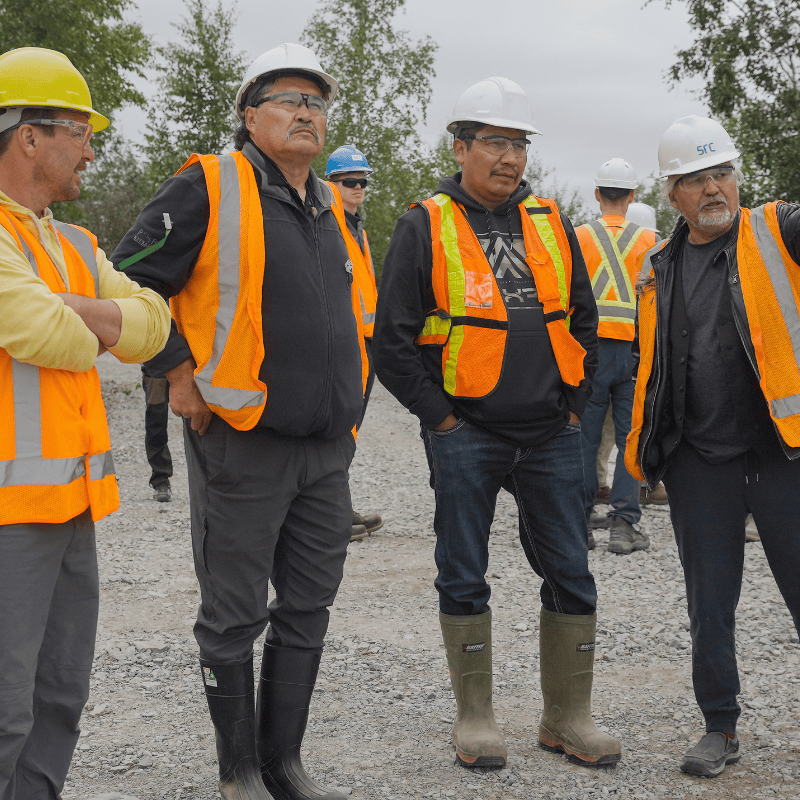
[525,154,593,227]
[142,0,246,191]
[636,176,681,237]
[302,0,440,276]
[0,0,150,123]
[656,0,800,204]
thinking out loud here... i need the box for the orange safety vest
[0,211,118,525]
[414,192,586,398]
[626,201,800,480]
[576,216,655,341]
[171,152,367,432]
[327,183,378,338]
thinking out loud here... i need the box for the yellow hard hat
[0,47,110,133]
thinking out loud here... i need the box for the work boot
[588,510,609,530]
[640,483,668,505]
[153,480,172,502]
[353,511,383,534]
[257,644,346,800]
[607,517,650,555]
[538,609,622,765]
[199,655,275,800]
[681,732,740,777]
[439,610,507,768]
[349,524,368,542]
[595,486,610,502]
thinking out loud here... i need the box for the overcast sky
[119,0,709,208]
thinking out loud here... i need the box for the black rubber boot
[256,644,346,800]
[199,655,276,800]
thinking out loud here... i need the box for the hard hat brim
[595,178,639,189]
[0,101,110,133]
[446,115,541,136]
[325,168,373,179]
[659,149,740,178]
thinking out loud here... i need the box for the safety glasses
[463,134,530,158]
[676,166,735,192]
[335,177,368,189]
[253,91,328,117]
[7,118,93,148]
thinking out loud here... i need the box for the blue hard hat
[325,144,372,179]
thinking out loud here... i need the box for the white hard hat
[658,115,740,178]
[595,158,638,190]
[446,77,541,136]
[235,43,338,120]
[626,202,659,233]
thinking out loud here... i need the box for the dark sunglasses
[335,177,368,189]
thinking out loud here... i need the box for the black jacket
[633,203,800,486]
[373,173,598,447]
[112,142,363,440]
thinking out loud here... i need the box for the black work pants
[184,416,356,662]
[663,438,800,735]
[141,368,172,488]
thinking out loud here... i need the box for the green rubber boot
[439,609,507,768]
[538,609,622,765]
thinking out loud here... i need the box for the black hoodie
[373,173,598,447]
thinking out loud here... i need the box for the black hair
[453,121,484,149]
[598,186,633,201]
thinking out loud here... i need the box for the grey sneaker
[681,732,740,777]
[152,481,171,502]
[607,516,649,554]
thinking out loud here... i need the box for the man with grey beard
[625,115,800,779]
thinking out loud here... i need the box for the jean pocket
[429,418,467,437]
[560,421,581,435]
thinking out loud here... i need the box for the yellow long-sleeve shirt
[0,190,170,371]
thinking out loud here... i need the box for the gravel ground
[65,354,800,800]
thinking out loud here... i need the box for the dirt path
[65,355,800,800]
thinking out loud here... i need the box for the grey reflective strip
[588,220,633,305]
[616,221,641,253]
[12,360,42,459]
[19,238,40,277]
[597,306,637,321]
[363,312,376,324]
[0,455,85,487]
[88,450,115,481]
[1,359,94,489]
[194,155,265,411]
[772,395,800,419]
[51,221,99,297]
[750,205,800,415]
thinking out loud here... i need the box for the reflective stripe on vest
[584,219,642,325]
[193,154,265,413]
[0,228,115,492]
[51,220,99,297]
[738,204,800,438]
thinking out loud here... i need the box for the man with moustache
[374,78,620,769]
[626,115,800,777]
[114,44,364,800]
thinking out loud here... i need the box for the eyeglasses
[463,134,530,158]
[8,119,93,148]
[253,91,328,117]
[677,166,735,192]
[334,177,368,189]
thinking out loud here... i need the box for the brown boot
[439,610,507,768]
[353,510,383,534]
[538,609,622,765]
[640,483,668,505]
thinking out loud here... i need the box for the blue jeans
[422,419,597,617]
[580,338,641,524]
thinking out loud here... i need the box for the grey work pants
[184,416,356,662]
[0,510,98,800]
